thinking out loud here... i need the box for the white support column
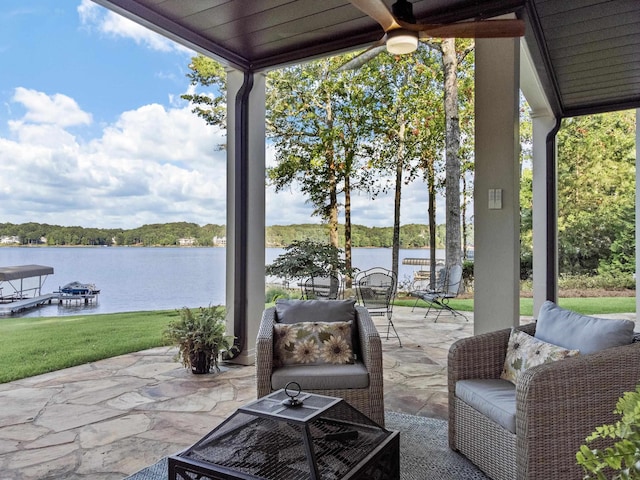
[474,37,521,334]
[226,68,266,365]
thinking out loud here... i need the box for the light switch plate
[488,188,502,209]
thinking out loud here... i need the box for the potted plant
[164,305,233,374]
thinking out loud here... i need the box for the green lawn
[396,296,636,317]
[0,310,177,383]
[1,297,636,384]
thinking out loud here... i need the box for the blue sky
[0,0,436,230]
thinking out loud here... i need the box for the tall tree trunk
[344,174,353,289]
[462,174,468,259]
[442,38,462,270]
[326,94,339,249]
[328,169,339,248]
[392,120,405,284]
[427,157,437,289]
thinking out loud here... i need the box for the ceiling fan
[341,0,525,69]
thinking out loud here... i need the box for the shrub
[265,287,294,303]
[265,240,355,281]
[559,274,635,291]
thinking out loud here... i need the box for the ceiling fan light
[386,29,418,54]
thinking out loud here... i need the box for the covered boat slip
[0,265,56,316]
[0,264,54,301]
[0,264,100,315]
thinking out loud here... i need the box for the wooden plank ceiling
[94,0,640,117]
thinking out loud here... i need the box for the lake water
[0,247,440,317]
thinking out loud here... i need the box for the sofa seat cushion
[271,361,369,390]
[456,379,516,433]
[536,301,634,354]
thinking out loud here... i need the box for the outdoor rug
[124,411,488,480]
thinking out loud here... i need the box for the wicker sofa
[448,301,640,480]
[256,299,384,426]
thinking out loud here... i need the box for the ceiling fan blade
[350,0,400,32]
[412,19,526,39]
[338,42,386,72]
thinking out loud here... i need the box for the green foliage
[520,110,636,279]
[265,287,295,303]
[266,223,445,249]
[557,111,636,276]
[462,260,474,282]
[1,221,448,249]
[577,384,640,479]
[163,306,233,372]
[520,252,533,280]
[181,55,227,131]
[0,222,226,247]
[265,240,354,280]
[559,274,636,291]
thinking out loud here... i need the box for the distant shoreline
[0,244,226,248]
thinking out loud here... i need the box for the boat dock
[402,257,444,281]
[0,265,99,316]
[0,291,100,316]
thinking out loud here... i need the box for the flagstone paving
[0,306,632,479]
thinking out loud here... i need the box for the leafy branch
[577,384,640,479]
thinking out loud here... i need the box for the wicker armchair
[256,303,384,426]
[448,323,640,480]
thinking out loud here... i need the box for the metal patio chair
[355,267,401,347]
[301,272,341,300]
[410,264,467,322]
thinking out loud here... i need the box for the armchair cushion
[275,299,356,324]
[273,321,355,367]
[501,328,579,384]
[535,301,634,354]
[456,379,516,433]
[271,362,369,390]
[275,299,360,357]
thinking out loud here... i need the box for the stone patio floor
[0,306,634,479]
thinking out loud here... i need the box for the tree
[265,240,352,282]
[267,56,379,285]
[359,45,444,282]
[181,56,227,132]
[441,38,465,270]
[325,61,378,288]
[556,111,636,276]
[267,59,344,249]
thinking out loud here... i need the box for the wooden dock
[0,294,57,316]
[0,292,99,316]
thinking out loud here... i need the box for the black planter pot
[190,351,212,374]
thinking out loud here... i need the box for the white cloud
[77,0,192,54]
[1,85,447,230]
[0,88,225,228]
[12,87,92,128]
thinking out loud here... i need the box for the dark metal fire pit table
[168,388,399,479]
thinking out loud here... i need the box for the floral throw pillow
[273,321,354,367]
[501,328,579,384]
